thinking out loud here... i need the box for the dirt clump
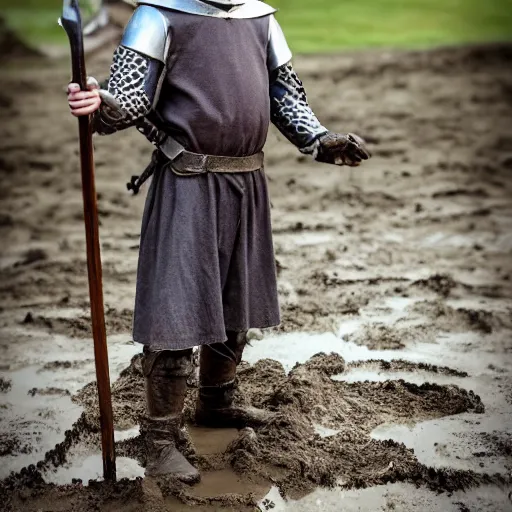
[14,248,48,267]
[0,433,33,458]
[478,432,512,459]
[21,307,133,339]
[410,300,510,334]
[348,359,469,377]
[348,323,406,350]
[27,387,71,397]
[410,273,458,298]
[0,377,12,393]
[74,353,145,430]
[228,353,486,495]
[40,360,93,372]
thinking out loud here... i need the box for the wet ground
[1,41,512,510]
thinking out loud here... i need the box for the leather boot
[141,347,200,483]
[195,331,273,428]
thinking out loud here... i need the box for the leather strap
[160,135,263,175]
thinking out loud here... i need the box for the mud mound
[1,476,146,512]
[410,274,458,298]
[232,354,486,495]
[0,17,41,61]
[242,354,483,428]
[348,359,469,377]
[312,269,409,288]
[351,322,440,348]
[223,355,487,495]
[21,313,90,338]
[6,352,488,508]
[347,324,406,350]
[410,300,511,334]
[3,475,263,512]
[276,286,374,334]
[276,299,341,334]
[0,413,98,510]
[74,354,145,429]
[21,307,133,338]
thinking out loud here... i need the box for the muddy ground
[0,41,512,511]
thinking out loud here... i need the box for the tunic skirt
[130,11,279,349]
[132,164,280,350]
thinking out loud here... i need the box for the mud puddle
[257,483,512,512]
[244,293,512,488]
[45,455,145,484]
[372,414,511,475]
[0,365,81,478]
[2,292,511,510]
[0,327,140,479]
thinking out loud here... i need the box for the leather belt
[126,136,263,194]
[160,135,264,175]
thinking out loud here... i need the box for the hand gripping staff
[59,0,116,482]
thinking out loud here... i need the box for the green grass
[1,0,66,45]
[272,0,512,52]
[1,0,512,51]
[1,8,66,45]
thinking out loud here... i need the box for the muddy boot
[141,347,200,483]
[195,331,273,428]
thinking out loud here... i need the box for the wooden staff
[60,0,116,482]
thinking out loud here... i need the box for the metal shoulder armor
[136,0,276,19]
[267,15,292,73]
[121,5,171,63]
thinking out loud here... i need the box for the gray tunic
[132,12,280,349]
[158,12,271,156]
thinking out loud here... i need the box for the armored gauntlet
[269,63,370,166]
[313,132,371,166]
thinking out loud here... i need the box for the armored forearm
[92,46,163,135]
[269,63,328,152]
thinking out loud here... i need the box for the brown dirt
[347,323,407,350]
[21,306,134,338]
[1,40,512,510]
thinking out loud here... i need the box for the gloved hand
[314,132,371,166]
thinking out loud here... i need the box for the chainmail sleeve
[269,63,328,153]
[92,46,163,135]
